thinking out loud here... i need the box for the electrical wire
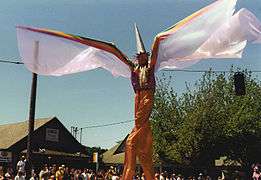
[80,119,134,130]
[0,59,23,64]
[162,69,261,73]
[1,57,261,73]
[0,57,24,65]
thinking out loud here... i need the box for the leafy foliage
[151,70,261,168]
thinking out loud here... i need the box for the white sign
[0,151,12,162]
[46,128,59,142]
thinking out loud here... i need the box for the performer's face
[137,53,148,66]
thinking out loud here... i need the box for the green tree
[151,70,261,169]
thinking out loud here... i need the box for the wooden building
[0,117,89,170]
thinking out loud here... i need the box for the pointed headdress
[134,23,147,54]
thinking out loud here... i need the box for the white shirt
[15,175,25,180]
[17,160,26,173]
[160,175,165,180]
[112,175,119,180]
[81,172,88,180]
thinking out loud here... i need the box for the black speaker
[234,72,246,96]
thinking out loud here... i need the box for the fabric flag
[16,26,132,77]
[151,0,261,71]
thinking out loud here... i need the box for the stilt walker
[16,0,261,179]
[122,24,155,180]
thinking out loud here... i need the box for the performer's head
[136,52,149,66]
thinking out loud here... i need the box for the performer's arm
[16,26,133,78]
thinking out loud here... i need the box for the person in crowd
[159,172,165,180]
[88,170,95,180]
[55,166,64,180]
[62,166,70,180]
[171,173,176,180]
[29,169,37,180]
[187,176,195,180]
[96,171,104,180]
[252,164,261,180]
[69,168,75,180]
[16,156,26,175]
[39,164,49,180]
[140,173,145,180]
[81,168,87,180]
[205,175,212,180]
[49,164,57,180]
[4,173,11,180]
[14,170,25,180]
[154,173,160,180]
[198,173,204,180]
[4,168,13,180]
[77,169,85,180]
[176,174,183,180]
[0,167,3,180]
[111,171,120,180]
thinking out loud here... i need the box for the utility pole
[74,127,78,139]
[71,126,75,137]
[26,41,39,179]
[71,126,83,144]
[80,128,82,144]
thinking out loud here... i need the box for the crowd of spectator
[0,163,215,180]
[0,156,260,180]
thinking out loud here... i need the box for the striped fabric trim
[16,26,132,68]
[157,0,216,37]
[150,0,229,66]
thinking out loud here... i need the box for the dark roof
[0,117,55,149]
[102,136,140,165]
[113,135,128,155]
[102,142,125,164]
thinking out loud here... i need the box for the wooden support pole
[26,41,39,179]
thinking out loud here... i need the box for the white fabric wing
[154,0,237,70]
[182,8,261,61]
[16,27,131,77]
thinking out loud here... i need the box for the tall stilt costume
[122,25,155,180]
[17,0,261,179]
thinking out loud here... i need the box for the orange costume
[122,63,155,180]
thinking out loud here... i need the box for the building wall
[8,118,86,170]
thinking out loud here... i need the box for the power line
[0,59,23,64]
[162,69,261,73]
[0,57,261,73]
[80,119,134,130]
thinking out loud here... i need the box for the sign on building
[0,151,12,163]
[46,128,59,142]
[93,152,98,163]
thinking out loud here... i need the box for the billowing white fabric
[16,28,131,77]
[17,0,261,76]
[154,0,260,70]
[156,0,238,70]
[181,8,261,61]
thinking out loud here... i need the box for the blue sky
[0,0,261,149]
